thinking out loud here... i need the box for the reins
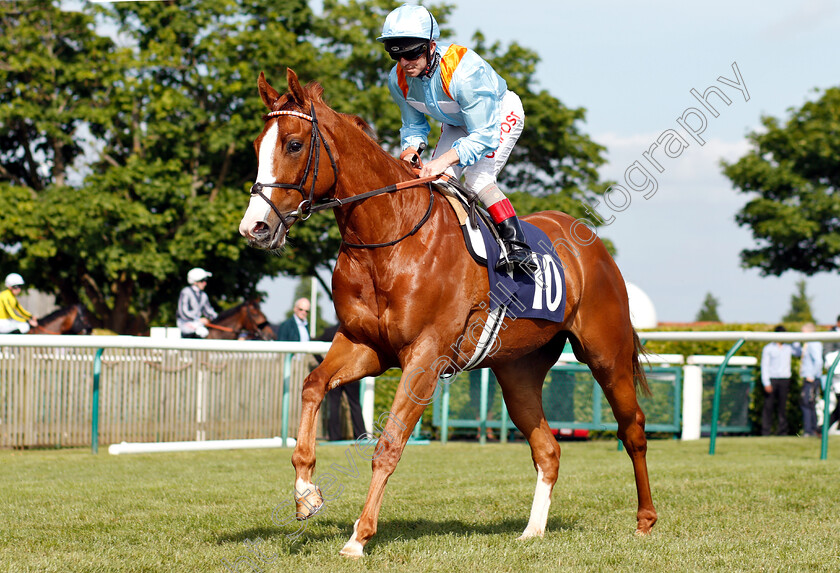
[251,102,441,249]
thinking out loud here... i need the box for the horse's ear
[286,68,309,109]
[258,71,281,110]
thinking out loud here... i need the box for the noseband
[249,103,338,237]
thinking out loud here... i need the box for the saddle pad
[477,220,567,324]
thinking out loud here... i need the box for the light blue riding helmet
[377,4,440,42]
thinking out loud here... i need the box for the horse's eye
[287,140,303,153]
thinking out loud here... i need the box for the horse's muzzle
[241,214,294,250]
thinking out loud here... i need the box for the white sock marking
[520,465,552,539]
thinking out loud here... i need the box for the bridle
[249,103,338,237]
[71,304,92,335]
[244,304,272,341]
[249,102,438,249]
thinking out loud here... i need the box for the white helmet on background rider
[4,273,24,288]
[187,268,212,285]
[378,4,440,63]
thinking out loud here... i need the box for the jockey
[176,268,218,338]
[0,273,38,334]
[379,4,535,272]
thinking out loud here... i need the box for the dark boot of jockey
[484,192,537,273]
[492,213,537,273]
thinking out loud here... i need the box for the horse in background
[206,300,274,340]
[29,304,93,335]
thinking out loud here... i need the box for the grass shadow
[216,514,578,554]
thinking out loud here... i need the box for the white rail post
[682,364,703,440]
[361,376,375,434]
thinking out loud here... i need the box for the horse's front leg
[339,359,439,558]
[291,334,386,519]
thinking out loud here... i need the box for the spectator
[176,268,218,338]
[0,273,38,334]
[825,315,840,433]
[318,324,366,441]
[275,298,311,342]
[761,325,793,436]
[792,323,822,437]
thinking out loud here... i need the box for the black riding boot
[493,216,537,273]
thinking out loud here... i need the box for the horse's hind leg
[493,350,562,539]
[572,332,658,535]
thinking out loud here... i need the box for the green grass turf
[2,437,840,572]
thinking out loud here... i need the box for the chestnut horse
[206,300,274,340]
[29,304,92,335]
[239,69,656,556]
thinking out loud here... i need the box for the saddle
[429,177,567,374]
[431,177,509,266]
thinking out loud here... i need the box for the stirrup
[496,244,538,274]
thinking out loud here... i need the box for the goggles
[384,39,428,61]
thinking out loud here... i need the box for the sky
[255,1,840,325]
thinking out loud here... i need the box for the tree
[782,279,815,323]
[1,0,325,332]
[1,0,610,333]
[695,292,721,322]
[722,87,840,276]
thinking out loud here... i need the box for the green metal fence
[433,362,683,441]
[700,366,755,434]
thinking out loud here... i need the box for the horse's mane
[214,302,246,322]
[214,300,262,323]
[39,305,74,323]
[274,81,382,144]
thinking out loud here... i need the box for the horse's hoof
[296,500,323,520]
[339,540,364,558]
[295,486,324,520]
[516,526,544,540]
[339,519,364,558]
[634,520,656,536]
[338,541,365,559]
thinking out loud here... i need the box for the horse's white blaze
[339,520,364,557]
[239,123,279,238]
[519,465,552,539]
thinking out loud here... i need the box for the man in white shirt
[275,298,311,342]
[760,325,793,436]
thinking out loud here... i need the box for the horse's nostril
[253,221,269,236]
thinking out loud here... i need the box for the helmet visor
[384,38,428,61]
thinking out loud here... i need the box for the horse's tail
[632,329,652,397]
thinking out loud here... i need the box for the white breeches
[432,90,525,195]
[0,319,29,334]
[179,321,209,338]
